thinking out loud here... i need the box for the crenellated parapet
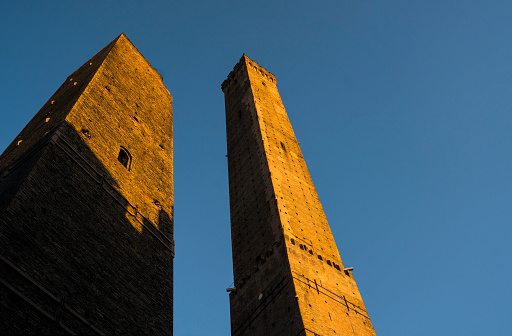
[221,54,276,93]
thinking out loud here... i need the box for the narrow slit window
[118,147,132,170]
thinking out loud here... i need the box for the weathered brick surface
[223,55,375,335]
[0,34,173,335]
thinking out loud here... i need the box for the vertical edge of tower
[223,55,376,335]
[0,34,174,335]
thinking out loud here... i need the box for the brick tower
[222,55,375,336]
[0,34,174,334]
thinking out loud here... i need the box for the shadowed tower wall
[222,55,375,336]
[0,34,174,335]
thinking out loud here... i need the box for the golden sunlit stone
[222,55,375,336]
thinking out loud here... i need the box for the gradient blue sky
[1,1,511,335]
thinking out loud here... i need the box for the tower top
[99,33,164,81]
[221,54,276,92]
[0,33,167,173]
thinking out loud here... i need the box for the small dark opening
[81,129,91,139]
[280,142,286,151]
[118,147,131,170]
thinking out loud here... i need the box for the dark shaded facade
[0,34,174,335]
[222,55,375,335]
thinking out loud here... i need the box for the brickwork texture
[0,34,174,335]
[222,55,376,336]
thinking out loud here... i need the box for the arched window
[117,147,132,170]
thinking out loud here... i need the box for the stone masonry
[0,34,174,335]
[222,55,376,335]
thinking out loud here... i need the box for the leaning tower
[222,55,375,336]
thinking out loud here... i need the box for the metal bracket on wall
[291,271,370,320]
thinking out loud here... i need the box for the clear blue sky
[1,1,511,335]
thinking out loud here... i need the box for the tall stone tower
[222,55,375,336]
[0,34,174,334]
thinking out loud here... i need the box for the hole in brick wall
[80,129,91,139]
[117,147,132,170]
